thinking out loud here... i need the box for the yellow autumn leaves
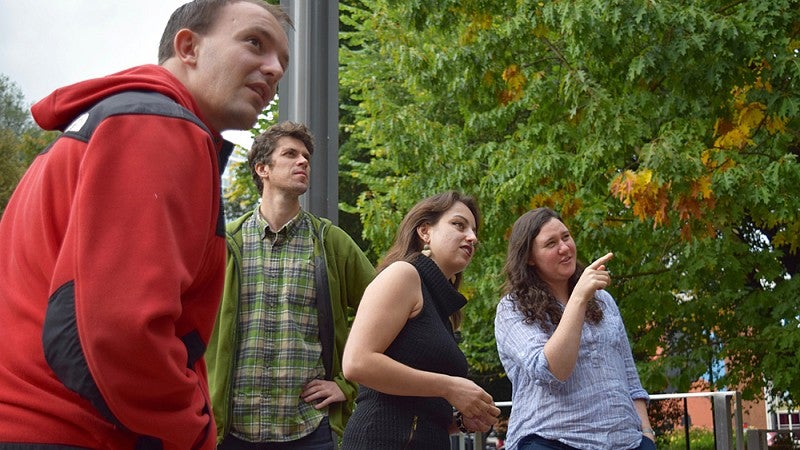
[713,81,786,150]
[610,79,787,237]
[491,55,788,240]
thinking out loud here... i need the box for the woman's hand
[445,376,500,428]
[571,252,613,304]
[461,413,498,433]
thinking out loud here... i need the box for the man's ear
[173,28,200,66]
[255,162,270,179]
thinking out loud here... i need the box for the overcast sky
[0,1,187,104]
[0,0,251,146]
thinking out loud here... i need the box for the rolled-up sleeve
[495,297,566,391]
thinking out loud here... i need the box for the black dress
[340,255,469,449]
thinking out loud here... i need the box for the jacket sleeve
[325,225,374,431]
[205,228,243,443]
[45,114,219,449]
[335,226,374,374]
[329,226,375,310]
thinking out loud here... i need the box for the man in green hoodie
[207,121,374,449]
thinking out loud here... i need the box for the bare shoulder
[364,261,422,314]
[369,261,421,293]
[379,260,419,280]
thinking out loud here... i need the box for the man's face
[258,136,311,196]
[190,2,289,132]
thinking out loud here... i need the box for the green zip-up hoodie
[206,210,374,442]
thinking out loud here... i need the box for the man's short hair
[158,0,292,64]
[249,121,315,192]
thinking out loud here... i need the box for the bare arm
[635,398,655,441]
[543,253,613,381]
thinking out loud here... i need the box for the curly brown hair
[501,208,603,332]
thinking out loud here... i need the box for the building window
[777,412,800,442]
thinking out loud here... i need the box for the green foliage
[658,427,716,450]
[649,398,684,439]
[0,74,58,215]
[223,145,261,220]
[222,102,278,221]
[339,0,800,403]
[0,74,35,134]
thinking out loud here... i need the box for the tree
[0,74,57,215]
[222,101,279,221]
[0,75,35,134]
[339,0,800,403]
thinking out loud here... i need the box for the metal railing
[648,391,744,450]
[452,391,744,450]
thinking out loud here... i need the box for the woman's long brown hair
[378,191,480,330]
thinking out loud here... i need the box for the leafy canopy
[339,0,800,403]
[0,74,58,216]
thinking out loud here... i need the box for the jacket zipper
[404,415,419,448]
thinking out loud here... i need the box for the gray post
[278,0,339,223]
[474,432,484,449]
[712,393,733,450]
[734,392,745,450]
[746,429,767,450]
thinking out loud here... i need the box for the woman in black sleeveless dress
[341,191,500,449]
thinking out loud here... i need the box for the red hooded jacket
[0,65,230,449]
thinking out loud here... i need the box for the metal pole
[684,398,690,450]
[278,0,339,223]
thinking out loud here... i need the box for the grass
[657,428,716,450]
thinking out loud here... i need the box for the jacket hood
[31,65,204,132]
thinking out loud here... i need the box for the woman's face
[419,201,478,279]
[528,217,577,289]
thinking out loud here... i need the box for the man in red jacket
[0,1,290,449]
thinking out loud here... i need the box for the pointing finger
[587,252,614,270]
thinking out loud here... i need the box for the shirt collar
[256,207,305,241]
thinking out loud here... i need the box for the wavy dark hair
[378,191,480,330]
[501,208,603,332]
